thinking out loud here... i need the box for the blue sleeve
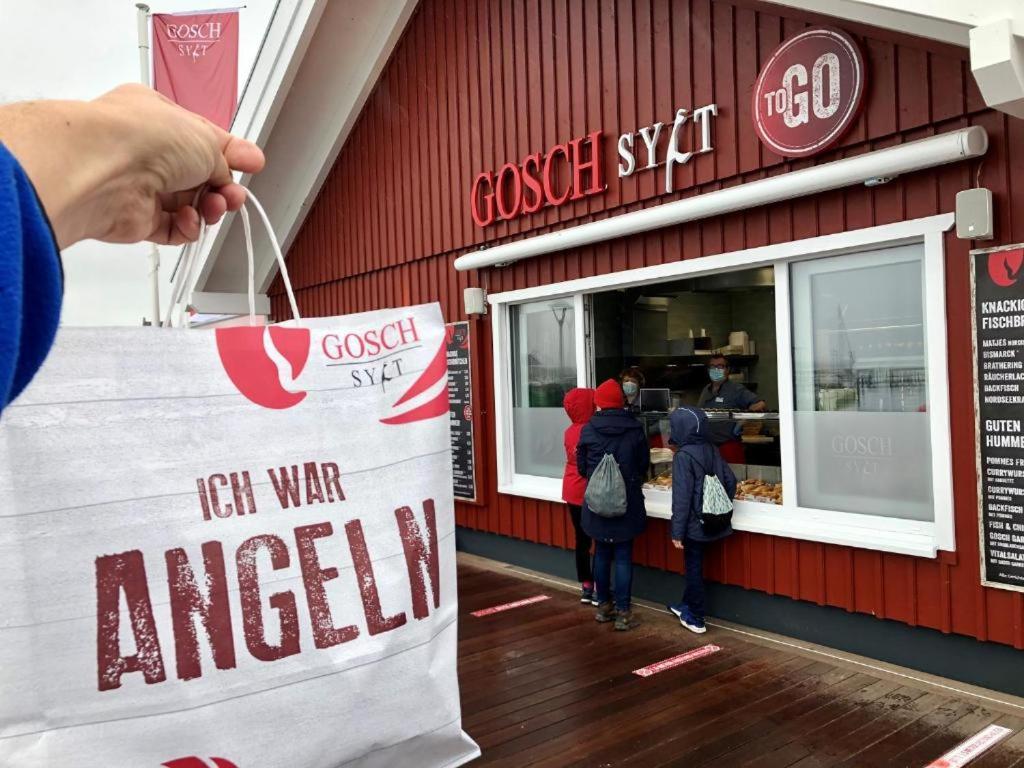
[0,143,62,413]
[738,384,763,409]
[721,458,737,500]
[670,453,694,541]
[576,428,591,479]
[635,430,649,477]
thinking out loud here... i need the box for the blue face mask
[623,381,639,397]
[709,368,726,383]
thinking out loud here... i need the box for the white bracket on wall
[971,18,1024,120]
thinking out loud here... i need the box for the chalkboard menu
[973,244,1024,592]
[446,322,477,501]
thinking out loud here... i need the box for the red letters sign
[470,131,605,227]
[752,28,865,158]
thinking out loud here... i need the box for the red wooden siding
[271,0,1024,648]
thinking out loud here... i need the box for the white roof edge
[185,0,328,292]
[762,0,1023,48]
[257,0,421,291]
[189,0,420,298]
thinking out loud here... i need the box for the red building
[196,0,1024,695]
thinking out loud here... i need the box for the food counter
[637,410,783,513]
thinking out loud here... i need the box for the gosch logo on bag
[380,342,449,425]
[162,758,238,768]
[988,248,1024,288]
[215,326,311,409]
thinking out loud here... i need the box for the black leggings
[566,504,593,584]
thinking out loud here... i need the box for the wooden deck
[457,556,1024,767]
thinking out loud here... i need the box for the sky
[0,0,278,326]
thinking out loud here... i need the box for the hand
[0,84,266,248]
[672,539,683,550]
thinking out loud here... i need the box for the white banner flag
[0,303,479,768]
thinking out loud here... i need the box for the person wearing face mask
[698,354,766,464]
[619,367,645,413]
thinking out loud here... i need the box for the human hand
[0,84,266,248]
[672,539,683,550]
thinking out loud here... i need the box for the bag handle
[164,189,302,328]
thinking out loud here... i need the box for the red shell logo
[380,341,449,425]
[988,249,1024,288]
[163,758,238,768]
[215,326,311,409]
[753,27,865,158]
[446,324,469,350]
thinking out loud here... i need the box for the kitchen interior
[590,266,783,505]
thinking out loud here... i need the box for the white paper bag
[0,303,480,768]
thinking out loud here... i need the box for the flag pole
[136,2,162,327]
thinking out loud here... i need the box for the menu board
[446,322,477,501]
[973,244,1024,591]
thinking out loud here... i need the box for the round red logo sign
[752,28,866,158]
[989,249,1024,288]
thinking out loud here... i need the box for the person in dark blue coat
[576,378,650,630]
[667,406,736,634]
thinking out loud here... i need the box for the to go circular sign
[753,28,865,158]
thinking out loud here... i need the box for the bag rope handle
[164,189,302,328]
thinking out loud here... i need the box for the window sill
[498,476,564,504]
[499,480,941,559]
[643,486,939,557]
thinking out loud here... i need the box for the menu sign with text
[973,245,1024,591]
[446,322,477,501]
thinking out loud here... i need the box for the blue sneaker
[667,603,685,620]
[679,608,707,635]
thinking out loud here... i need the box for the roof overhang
[188,0,419,297]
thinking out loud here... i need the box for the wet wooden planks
[457,560,1024,767]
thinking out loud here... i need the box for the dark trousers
[682,538,706,620]
[566,504,593,584]
[593,539,634,612]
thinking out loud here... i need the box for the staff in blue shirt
[697,354,766,462]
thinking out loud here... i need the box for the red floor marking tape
[925,724,1013,767]
[470,594,551,617]
[633,644,722,677]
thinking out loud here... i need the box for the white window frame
[489,214,956,558]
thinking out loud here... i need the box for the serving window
[491,215,955,557]
[588,269,784,509]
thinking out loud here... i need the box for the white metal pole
[136,3,162,327]
[135,3,150,86]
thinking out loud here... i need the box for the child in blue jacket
[667,407,736,634]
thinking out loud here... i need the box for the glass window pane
[510,299,577,478]
[791,245,933,521]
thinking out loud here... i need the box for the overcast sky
[0,0,277,326]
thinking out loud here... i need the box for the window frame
[489,214,955,557]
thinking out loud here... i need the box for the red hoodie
[561,387,596,505]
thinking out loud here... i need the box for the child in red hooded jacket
[562,387,596,604]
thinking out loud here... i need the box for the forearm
[0,99,129,248]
